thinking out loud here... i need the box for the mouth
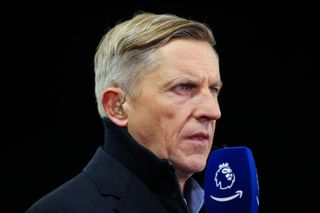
[185,132,210,145]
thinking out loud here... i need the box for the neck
[175,170,193,194]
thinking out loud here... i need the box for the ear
[101,87,128,127]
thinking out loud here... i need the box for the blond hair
[94,12,216,117]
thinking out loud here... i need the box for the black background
[2,2,319,212]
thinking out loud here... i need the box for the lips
[185,132,210,144]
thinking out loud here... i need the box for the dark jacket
[26,119,204,212]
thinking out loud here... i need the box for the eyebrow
[164,75,200,88]
[165,74,223,90]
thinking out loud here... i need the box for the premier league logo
[210,162,243,202]
[214,162,235,190]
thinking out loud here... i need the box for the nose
[193,90,221,123]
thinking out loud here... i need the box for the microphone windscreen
[204,146,259,213]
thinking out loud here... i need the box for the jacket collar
[102,118,179,195]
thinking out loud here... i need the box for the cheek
[159,105,190,133]
[152,106,190,154]
[157,111,178,143]
[128,97,178,139]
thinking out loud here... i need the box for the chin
[177,155,207,174]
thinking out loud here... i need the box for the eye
[177,84,192,91]
[209,87,219,95]
[173,83,195,95]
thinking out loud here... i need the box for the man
[26,12,222,213]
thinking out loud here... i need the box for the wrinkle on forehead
[157,39,219,73]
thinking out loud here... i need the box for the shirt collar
[184,178,204,213]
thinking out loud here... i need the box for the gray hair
[94,12,216,117]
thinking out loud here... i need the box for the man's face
[125,39,222,176]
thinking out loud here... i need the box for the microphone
[204,146,259,213]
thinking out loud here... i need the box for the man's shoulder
[26,172,118,213]
[25,148,126,213]
[25,148,170,213]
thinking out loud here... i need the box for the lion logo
[214,162,235,190]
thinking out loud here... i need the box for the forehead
[154,39,220,81]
